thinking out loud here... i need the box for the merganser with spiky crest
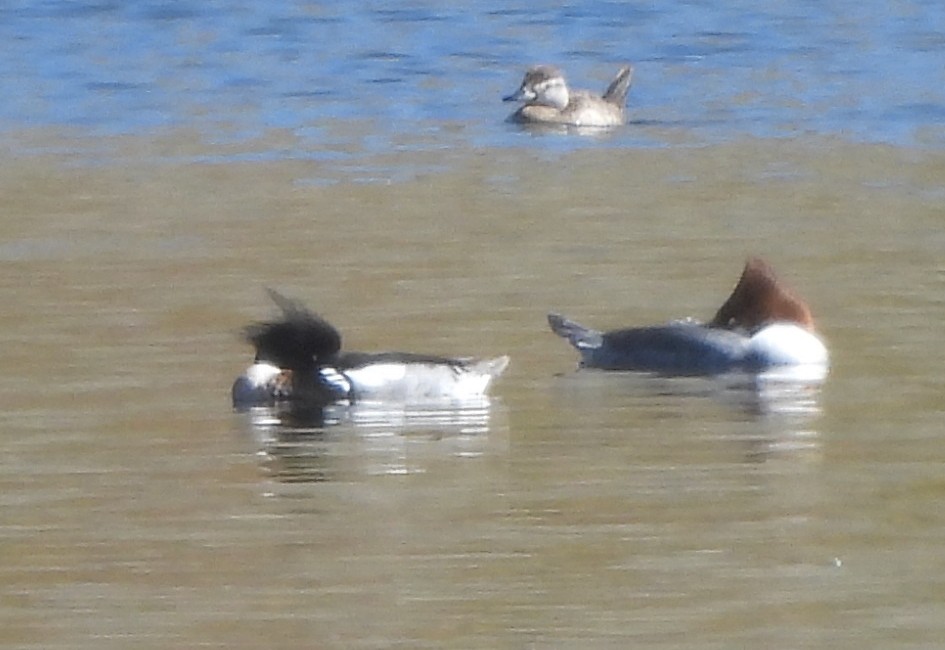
[548,257,828,375]
[232,290,510,407]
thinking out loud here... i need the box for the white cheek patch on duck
[536,78,568,109]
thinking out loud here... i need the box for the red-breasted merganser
[233,290,509,407]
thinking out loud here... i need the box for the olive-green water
[2,133,944,648]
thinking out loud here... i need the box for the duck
[232,290,510,407]
[548,257,829,375]
[503,64,633,128]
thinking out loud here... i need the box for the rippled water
[2,1,945,648]
[3,0,944,163]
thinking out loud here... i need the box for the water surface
[3,139,945,648]
[2,0,944,169]
[2,1,945,648]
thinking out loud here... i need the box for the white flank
[748,323,829,368]
[345,356,510,402]
[344,363,408,394]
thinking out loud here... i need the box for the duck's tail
[468,355,511,378]
[602,65,633,106]
[548,313,603,350]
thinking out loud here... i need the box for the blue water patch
[0,0,942,162]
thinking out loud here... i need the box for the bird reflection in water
[552,365,827,462]
[712,364,828,417]
[237,396,505,483]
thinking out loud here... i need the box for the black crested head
[243,289,342,371]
